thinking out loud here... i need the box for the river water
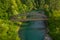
[19,11,47,40]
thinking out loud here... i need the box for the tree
[45,0,60,40]
[0,0,21,40]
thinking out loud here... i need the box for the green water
[20,29,45,40]
[19,21,45,40]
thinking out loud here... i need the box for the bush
[47,10,60,40]
[0,19,20,40]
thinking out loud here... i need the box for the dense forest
[0,0,60,40]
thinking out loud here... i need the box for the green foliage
[44,0,60,40]
[0,0,21,40]
[48,11,60,40]
[0,19,20,40]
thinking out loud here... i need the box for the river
[18,10,52,40]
